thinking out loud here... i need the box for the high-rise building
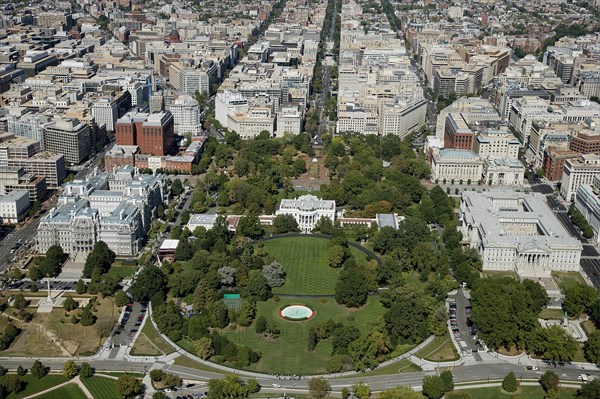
[43,117,91,165]
[115,112,175,156]
[7,113,50,148]
[0,133,65,187]
[92,98,118,132]
[170,95,201,135]
[561,154,600,201]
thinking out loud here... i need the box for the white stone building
[430,148,484,183]
[575,177,600,244]
[275,195,336,233]
[483,158,525,186]
[170,95,201,135]
[37,167,166,256]
[215,90,248,129]
[226,106,275,139]
[560,153,600,202]
[276,106,303,137]
[0,190,30,224]
[91,98,118,132]
[460,190,582,277]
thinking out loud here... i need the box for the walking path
[24,375,94,399]
[143,298,442,379]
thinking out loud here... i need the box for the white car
[163,389,172,393]
[271,384,281,388]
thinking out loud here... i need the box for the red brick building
[115,112,174,156]
[570,131,600,154]
[542,146,580,182]
[443,112,475,150]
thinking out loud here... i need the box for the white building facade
[170,95,201,135]
[431,148,484,183]
[275,195,336,233]
[0,190,30,223]
[560,154,600,202]
[460,190,582,277]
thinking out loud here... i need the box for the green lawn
[552,272,585,293]
[0,375,68,399]
[178,296,387,375]
[36,383,87,399]
[82,376,118,399]
[138,318,175,355]
[415,334,459,362]
[107,266,136,279]
[338,359,422,378]
[539,308,566,320]
[455,385,577,399]
[260,236,375,295]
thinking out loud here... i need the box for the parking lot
[162,383,207,399]
[448,290,483,361]
[112,301,145,348]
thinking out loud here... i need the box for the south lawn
[180,296,396,375]
[260,236,376,295]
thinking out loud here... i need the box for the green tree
[80,362,94,379]
[194,337,215,359]
[16,365,25,376]
[244,271,271,301]
[440,370,454,392]
[79,307,95,326]
[63,360,78,378]
[352,381,371,399]
[115,290,129,307]
[130,264,167,302]
[255,315,267,334]
[308,377,331,399]
[63,296,78,311]
[272,214,300,234]
[584,330,600,364]
[422,375,447,399]
[236,299,257,327]
[539,371,560,393]
[328,244,348,268]
[4,374,23,394]
[40,245,66,277]
[563,284,598,316]
[82,241,115,278]
[528,325,578,363]
[175,238,193,261]
[237,215,265,239]
[153,393,168,399]
[171,179,184,196]
[116,374,143,399]
[502,372,518,393]
[13,293,27,310]
[76,279,86,294]
[193,279,216,311]
[577,379,600,398]
[378,387,422,399]
[470,277,541,350]
[335,264,370,307]
[31,360,47,379]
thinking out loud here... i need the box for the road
[528,173,600,289]
[0,357,597,392]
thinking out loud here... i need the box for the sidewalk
[24,376,93,399]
